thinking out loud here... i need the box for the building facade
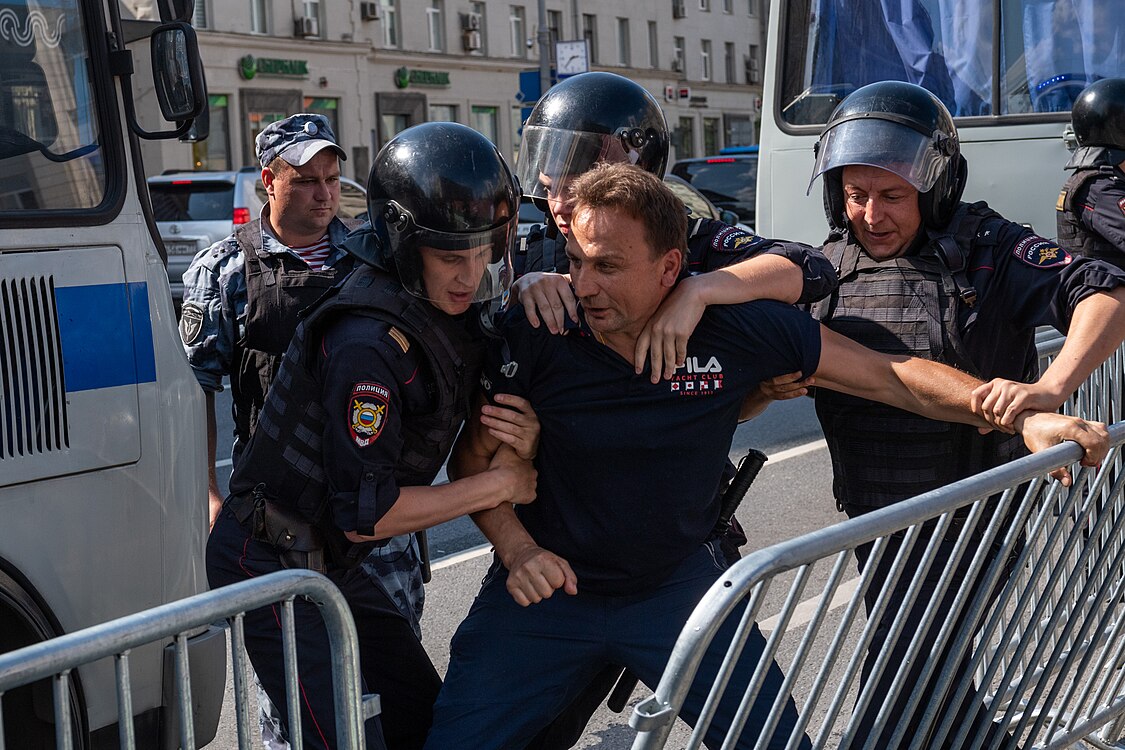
[149,0,767,180]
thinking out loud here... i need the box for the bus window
[0,0,107,212]
[779,0,1125,127]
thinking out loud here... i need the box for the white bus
[0,0,224,745]
[757,0,1125,245]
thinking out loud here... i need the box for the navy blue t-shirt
[481,299,821,595]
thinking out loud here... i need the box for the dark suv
[148,168,367,299]
[669,146,758,228]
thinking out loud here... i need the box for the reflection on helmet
[515,72,669,203]
[1072,79,1125,151]
[363,122,520,305]
[810,80,967,230]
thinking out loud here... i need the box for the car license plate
[164,240,198,255]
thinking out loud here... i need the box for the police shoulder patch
[1012,235,1071,269]
[179,302,205,345]
[349,382,390,448]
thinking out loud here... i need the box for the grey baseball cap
[255,113,347,168]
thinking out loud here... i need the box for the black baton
[417,529,432,584]
[606,448,769,714]
[712,448,769,538]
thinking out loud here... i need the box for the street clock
[556,40,589,76]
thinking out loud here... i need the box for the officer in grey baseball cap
[255,112,347,168]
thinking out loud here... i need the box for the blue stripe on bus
[55,282,157,392]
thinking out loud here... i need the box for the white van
[0,0,224,745]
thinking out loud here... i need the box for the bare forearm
[360,469,516,539]
[1039,288,1125,401]
[471,503,538,569]
[691,254,804,306]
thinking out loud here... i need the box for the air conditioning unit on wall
[295,15,319,37]
[360,1,380,21]
[461,12,482,31]
[671,57,684,73]
[463,30,482,50]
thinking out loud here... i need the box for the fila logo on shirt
[669,355,724,395]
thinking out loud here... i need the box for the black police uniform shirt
[301,313,454,533]
[481,299,821,596]
[920,218,1125,381]
[515,215,837,304]
[1065,168,1125,258]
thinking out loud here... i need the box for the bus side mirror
[151,23,206,123]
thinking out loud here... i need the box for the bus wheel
[0,568,89,750]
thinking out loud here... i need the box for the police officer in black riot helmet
[1057,78,1125,269]
[510,71,837,382]
[757,80,1125,750]
[206,122,540,750]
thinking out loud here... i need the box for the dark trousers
[206,508,442,750]
[424,541,811,750]
[847,523,1020,750]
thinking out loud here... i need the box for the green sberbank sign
[238,55,309,80]
[393,67,450,88]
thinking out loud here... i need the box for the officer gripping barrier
[0,569,376,750]
[629,419,1125,750]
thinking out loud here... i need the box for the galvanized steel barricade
[630,423,1125,750]
[0,569,374,750]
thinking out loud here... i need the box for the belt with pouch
[226,484,328,574]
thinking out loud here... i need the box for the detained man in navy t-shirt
[422,164,1109,750]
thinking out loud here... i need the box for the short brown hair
[569,162,687,260]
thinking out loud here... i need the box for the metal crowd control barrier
[1038,329,1124,425]
[0,569,374,750]
[630,425,1125,750]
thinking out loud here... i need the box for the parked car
[148,168,367,299]
[670,147,758,227]
[517,200,547,238]
[663,174,750,232]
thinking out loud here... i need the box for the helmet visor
[516,125,639,202]
[387,211,517,305]
[808,118,950,195]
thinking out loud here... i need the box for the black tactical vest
[230,263,485,525]
[1056,159,1125,269]
[811,205,1026,513]
[230,217,361,445]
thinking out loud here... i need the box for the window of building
[701,39,712,81]
[700,0,710,11]
[302,0,320,36]
[510,6,526,58]
[193,0,208,27]
[616,18,630,66]
[678,116,695,158]
[471,105,499,144]
[381,0,397,47]
[582,14,598,64]
[725,41,735,83]
[723,0,733,11]
[703,117,720,154]
[430,103,459,122]
[673,35,685,74]
[648,21,658,68]
[250,0,267,33]
[748,0,757,15]
[747,43,760,83]
[548,9,562,60]
[427,1,445,51]
[469,1,487,55]
[192,94,230,170]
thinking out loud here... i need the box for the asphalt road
[203,388,838,749]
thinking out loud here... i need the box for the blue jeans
[425,541,811,750]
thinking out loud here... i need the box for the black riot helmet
[515,72,669,205]
[359,122,519,305]
[1072,78,1125,150]
[809,81,968,231]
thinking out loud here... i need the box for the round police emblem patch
[349,382,390,448]
[179,302,205,345]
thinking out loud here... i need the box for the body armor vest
[1056,158,1125,269]
[232,263,484,525]
[230,218,360,445]
[811,206,1026,513]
